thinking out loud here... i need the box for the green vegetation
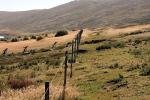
[55,30,68,37]
[36,36,43,41]
[0,28,150,99]
[11,38,18,42]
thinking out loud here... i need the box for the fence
[44,29,83,100]
[0,29,83,100]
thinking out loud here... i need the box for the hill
[0,0,150,33]
[0,24,150,99]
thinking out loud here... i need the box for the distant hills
[0,0,150,33]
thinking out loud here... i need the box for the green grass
[0,30,150,99]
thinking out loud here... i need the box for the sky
[0,0,74,11]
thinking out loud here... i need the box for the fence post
[62,51,68,100]
[64,51,68,87]
[74,37,77,63]
[2,48,8,56]
[70,40,74,78]
[22,46,28,54]
[78,29,83,44]
[77,34,80,55]
[51,42,57,49]
[45,82,49,100]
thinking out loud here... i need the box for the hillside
[0,0,150,33]
[0,24,150,99]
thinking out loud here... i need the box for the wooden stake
[74,37,77,62]
[62,51,68,100]
[64,51,68,87]
[45,82,49,100]
[51,42,57,49]
[22,46,28,54]
[70,40,74,78]
[77,34,80,55]
[2,48,8,56]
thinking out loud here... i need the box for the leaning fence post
[51,42,57,49]
[2,48,8,56]
[45,82,49,100]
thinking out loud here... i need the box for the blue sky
[0,0,74,11]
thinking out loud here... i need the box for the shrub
[109,63,119,69]
[45,59,61,66]
[29,49,37,54]
[7,79,33,89]
[128,30,143,35]
[96,43,111,51]
[107,74,124,84]
[140,67,150,76]
[45,34,48,37]
[55,30,68,37]
[23,36,29,41]
[112,41,125,48]
[31,35,36,39]
[83,39,106,44]
[0,38,7,41]
[36,36,43,41]
[130,49,141,55]
[39,48,50,52]
[11,38,18,42]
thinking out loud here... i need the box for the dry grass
[0,85,79,100]
[0,29,90,53]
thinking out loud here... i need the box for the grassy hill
[0,24,150,99]
[0,0,150,33]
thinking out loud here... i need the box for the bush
[36,36,43,41]
[112,41,125,48]
[39,48,50,52]
[140,67,150,76]
[109,63,119,69]
[45,34,48,37]
[55,30,68,37]
[83,39,106,44]
[129,30,143,35]
[96,43,111,51]
[45,59,61,66]
[7,79,33,89]
[29,49,37,54]
[107,74,124,84]
[23,36,29,41]
[130,49,141,55]
[11,38,18,42]
[31,35,36,39]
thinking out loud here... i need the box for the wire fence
[42,29,83,100]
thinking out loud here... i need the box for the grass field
[0,24,150,100]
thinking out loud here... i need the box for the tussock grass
[0,85,79,100]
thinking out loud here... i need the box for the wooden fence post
[70,40,74,78]
[62,51,68,100]
[78,29,83,44]
[45,82,49,100]
[74,37,77,62]
[22,46,28,54]
[2,48,8,56]
[77,34,80,55]
[51,42,57,49]
[64,51,68,87]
